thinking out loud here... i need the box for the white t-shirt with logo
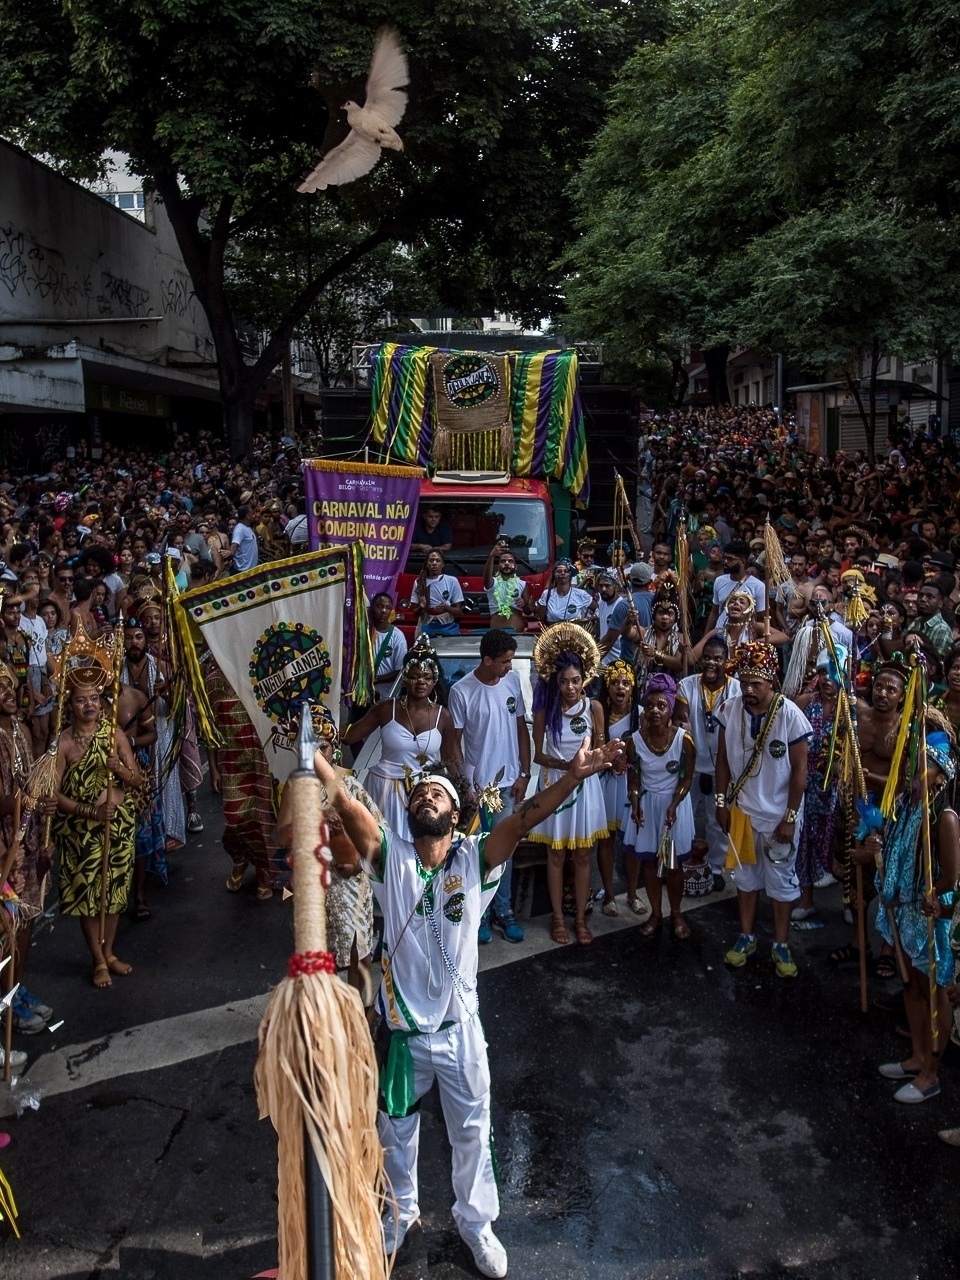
[368,831,502,1031]
[448,669,526,789]
[411,573,464,625]
[718,695,812,831]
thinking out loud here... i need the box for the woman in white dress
[621,673,696,939]
[528,626,608,946]
[595,660,636,916]
[342,638,461,840]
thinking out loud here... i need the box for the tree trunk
[704,345,731,404]
[224,394,255,462]
[866,334,880,465]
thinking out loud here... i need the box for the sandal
[132,901,151,922]
[829,943,866,965]
[256,884,274,901]
[601,899,619,917]
[106,954,133,977]
[627,896,647,916]
[671,914,691,941]
[639,917,663,937]
[225,864,246,893]
[550,914,570,945]
[92,963,112,989]
[874,954,897,980]
[575,919,593,946]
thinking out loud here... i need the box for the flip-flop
[671,915,691,941]
[132,903,152,922]
[874,954,897,979]
[791,918,825,931]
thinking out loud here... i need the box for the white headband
[409,774,460,809]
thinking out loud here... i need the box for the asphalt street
[1,782,959,1279]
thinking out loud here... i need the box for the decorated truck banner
[368,342,590,506]
[179,545,370,783]
[303,458,425,599]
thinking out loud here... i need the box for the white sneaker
[0,1047,27,1071]
[382,1212,413,1255]
[460,1224,508,1278]
[814,871,837,888]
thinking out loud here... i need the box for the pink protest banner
[302,458,424,598]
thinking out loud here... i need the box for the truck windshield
[405,497,551,575]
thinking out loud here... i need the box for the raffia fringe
[303,458,425,479]
[255,973,390,1280]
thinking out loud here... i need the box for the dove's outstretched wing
[364,27,409,128]
[298,132,381,192]
[298,26,409,193]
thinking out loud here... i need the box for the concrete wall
[0,140,213,360]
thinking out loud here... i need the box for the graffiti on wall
[0,222,152,319]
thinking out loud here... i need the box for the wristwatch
[518,771,530,779]
[783,808,799,824]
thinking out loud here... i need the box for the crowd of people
[2,407,960,1266]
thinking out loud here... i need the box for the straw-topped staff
[255,706,387,1280]
[917,671,939,1042]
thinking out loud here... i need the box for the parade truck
[365,340,589,633]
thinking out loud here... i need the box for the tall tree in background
[564,0,960,439]
[0,0,660,457]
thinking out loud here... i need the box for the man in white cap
[312,736,624,1278]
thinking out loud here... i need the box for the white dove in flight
[298,27,409,193]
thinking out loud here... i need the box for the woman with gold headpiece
[594,659,636,915]
[52,656,140,988]
[528,624,608,945]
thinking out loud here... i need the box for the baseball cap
[629,562,654,585]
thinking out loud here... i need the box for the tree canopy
[0,0,663,456]
[563,0,960,445]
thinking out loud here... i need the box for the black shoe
[713,872,726,892]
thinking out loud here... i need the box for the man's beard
[408,809,456,839]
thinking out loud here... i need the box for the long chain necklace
[400,696,436,766]
[698,676,729,769]
[414,849,478,1015]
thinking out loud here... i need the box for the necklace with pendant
[401,697,434,766]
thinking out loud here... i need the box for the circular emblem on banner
[666,759,681,774]
[249,621,332,723]
[571,715,589,736]
[442,354,500,410]
[769,739,787,759]
[506,695,518,715]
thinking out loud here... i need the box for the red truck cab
[395,472,556,636]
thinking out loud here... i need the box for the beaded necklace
[729,694,784,804]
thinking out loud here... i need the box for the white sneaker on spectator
[814,871,837,888]
[382,1213,414,1256]
[459,1223,508,1278]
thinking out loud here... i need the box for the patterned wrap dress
[206,662,279,890]
[53,718,137,916]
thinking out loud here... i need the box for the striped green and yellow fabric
[369,342,590,506]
